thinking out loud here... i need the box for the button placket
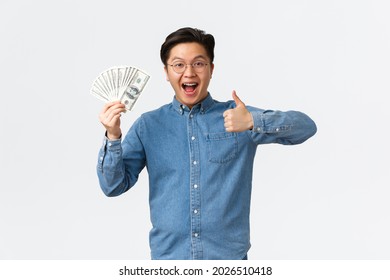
[188,110,203,259]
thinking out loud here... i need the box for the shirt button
[194,209,198,214]
[193,184,198,189]
[191,136,195,141]
[193,161,197,165]
[256,127,261,132]
[194,233,199,237]
[276,128,280,132]
[190,114,193,118]
[108,142,112,147]
[99,156,103,161]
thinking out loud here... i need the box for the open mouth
[182,83,198,94]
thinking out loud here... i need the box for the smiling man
[164,42,213,108]
[96,27,317,260]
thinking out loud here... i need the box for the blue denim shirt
[97,93,316,260]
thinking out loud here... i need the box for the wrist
[247,112,254,130]
[106,130,122,140]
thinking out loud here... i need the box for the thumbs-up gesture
[223,90,254,132]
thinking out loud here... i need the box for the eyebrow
[171,55,208,61]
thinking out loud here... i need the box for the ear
[210,63,215,78]
[164,65,169,81]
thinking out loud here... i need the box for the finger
[110,113,122,123]
[100,105,122,122]
[223,109,232,118]
[224,118,233,127]
[100,107,124,125]
[105,107,125,122]
[102,100,121,111]
[105,103,125,116]
[102,115,120,128]
[232,90,245,108]
[100,101,123,117]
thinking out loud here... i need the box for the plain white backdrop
[0,0,389,259]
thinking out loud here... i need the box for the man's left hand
[223,90,254,132]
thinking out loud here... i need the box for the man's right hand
[99,101,126,140]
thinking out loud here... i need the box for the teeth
[183,83,197,86]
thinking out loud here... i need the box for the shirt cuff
[250,110,292,134]
[250,111,266,133]
[104,131,122,140]
[102,133,122,149]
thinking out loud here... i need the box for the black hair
[160,27,215,66]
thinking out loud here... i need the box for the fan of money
[90,66,150,111]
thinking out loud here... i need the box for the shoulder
[139,103,172,120]
[125,103,171,137]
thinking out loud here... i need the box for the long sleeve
[247,106,317,145]
[96,117,146,197]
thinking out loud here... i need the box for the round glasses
[167,61,209,74]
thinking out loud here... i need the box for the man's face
[164,42,214,108]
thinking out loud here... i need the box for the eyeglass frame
[167,61,210,74]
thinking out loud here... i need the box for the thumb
[232,90,245,108]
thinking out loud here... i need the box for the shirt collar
[172,93,215,115]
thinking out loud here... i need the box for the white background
[0,0,389,260]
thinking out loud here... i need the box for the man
[97,27,317,260]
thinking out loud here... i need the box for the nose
[183,64,196,77]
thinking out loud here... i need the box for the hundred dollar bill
[91,72,112,102]
[90,66,150,111]
[120,69,150,111]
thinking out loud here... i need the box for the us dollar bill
[91,66,150,110]
[120,70,150,111]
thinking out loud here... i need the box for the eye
[174,62,185,68]
[193,61,205,68]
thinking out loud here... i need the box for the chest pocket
[206,132,238,163]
